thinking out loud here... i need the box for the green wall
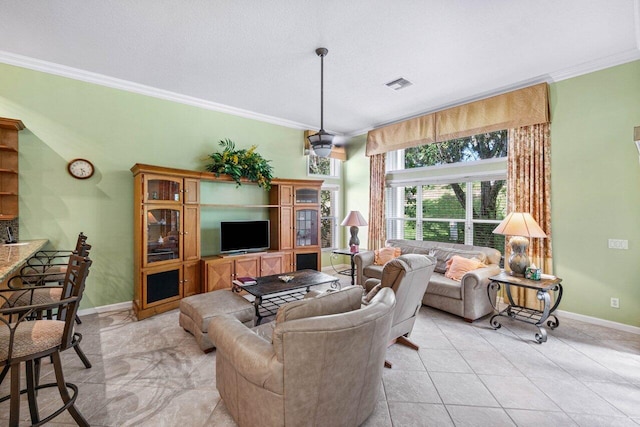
[2,59,638,327]
[0,63,320,309]
[550,60,640,327]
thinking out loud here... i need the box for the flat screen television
[220,220,270,253]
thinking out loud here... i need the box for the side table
[332,248,363,286]
[488,271,563,343]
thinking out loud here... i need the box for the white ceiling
[1,1,639,137]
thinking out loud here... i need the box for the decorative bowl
[278,275,294,283]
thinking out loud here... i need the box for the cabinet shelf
[0,169,18,174]
[0,145,17,152]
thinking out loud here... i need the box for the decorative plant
[205,139,274,190]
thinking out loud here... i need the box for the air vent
[385,77,413,91]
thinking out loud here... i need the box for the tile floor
[2,273,640,426]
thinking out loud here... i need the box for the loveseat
[355,239,501,322]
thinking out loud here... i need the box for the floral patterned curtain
[367,153,386,251]
[507,123,553,307]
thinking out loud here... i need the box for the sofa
[208,285,396,427]
[355,239,501,322]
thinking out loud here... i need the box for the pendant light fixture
[307,47,334,157]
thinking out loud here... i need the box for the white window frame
[386,148,506,245]
[320,184,340,250]
[307,155,341,178]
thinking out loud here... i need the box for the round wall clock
[67,158,95,179]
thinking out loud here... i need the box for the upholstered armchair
[208,286,396,427]
[363,254,436,366]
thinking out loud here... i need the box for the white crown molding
[0,50,316,132]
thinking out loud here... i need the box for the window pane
[320,188,337,249]
[403,186,417,218]
[404,130,508,168]
[422,220,465,244]
[471,179,507,253]
[321,218,333,248]
[422,184,466,219]
[308,155,331,175]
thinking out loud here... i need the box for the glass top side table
[332,248,365,286]
[488,271,563,343]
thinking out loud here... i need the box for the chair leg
[10,363,20,427]
[25,360,40,425]
[384,360,392,369]
[51,351,89,427]
[75,314,82,325]
[0,364,9,385]
[72,332,92,369]
[395,335,420,351]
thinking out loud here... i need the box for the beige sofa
[355,239,501,322]
[209,286,396,427]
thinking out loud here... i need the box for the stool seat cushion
[0,320,64,361]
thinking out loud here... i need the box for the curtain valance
[366,83,549,156]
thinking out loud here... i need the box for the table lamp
[341,210,368,252]
[492,212,546,276]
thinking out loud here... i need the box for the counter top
[0,239,48,283]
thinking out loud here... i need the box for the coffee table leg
[254,296,263,325]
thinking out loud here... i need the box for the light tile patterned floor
[2,273,640,426]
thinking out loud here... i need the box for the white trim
[388,157,507,175]
[635,0,640,50]
[77,300,132,317]
[387,169,507,187]
[0,50,319,132]
[556,309,640,336]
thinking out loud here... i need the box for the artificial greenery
[205,139,274,190]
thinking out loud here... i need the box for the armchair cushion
[275,285,363,323]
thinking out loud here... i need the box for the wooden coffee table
[232,269,340,325]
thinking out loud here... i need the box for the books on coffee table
[235,276,257,285]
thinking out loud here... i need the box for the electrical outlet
[610,297,620,309]
[608,239,628,250]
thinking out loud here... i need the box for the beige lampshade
[341,210,368,227]
[492,212,546,238]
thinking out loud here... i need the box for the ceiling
[1,1,639,137]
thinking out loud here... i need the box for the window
[386,130,508,253]
[308,155,341,178]
[320,186,339,249]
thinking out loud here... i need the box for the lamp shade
[308,130,334,158]
[492,212,546,238]
[341,210,368,227]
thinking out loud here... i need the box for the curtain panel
[506,123,553,308]
[365,83,549,156]
[367,153,386,250]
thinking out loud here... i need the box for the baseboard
[556,309,640,336]
[77,301,133,317]
[496,296,640,335]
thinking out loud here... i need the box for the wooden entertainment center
[132,163,323,319]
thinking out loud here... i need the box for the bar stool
[0,255,92,426]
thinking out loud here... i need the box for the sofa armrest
[354,251,375,287]
[209,315,283,394]
[459,264,501,321]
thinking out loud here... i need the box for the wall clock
[67,158,95,179]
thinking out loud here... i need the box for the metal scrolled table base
[488,277,563,344]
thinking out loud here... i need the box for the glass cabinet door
[144,175,182,203]
[295,187,319,204]
[145,206,181,266]
[295,208,318,247]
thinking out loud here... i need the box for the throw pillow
[432,248,488,274]
[374,247,402,265]
[444,255,487,281]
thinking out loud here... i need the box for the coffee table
[232,269,341,325]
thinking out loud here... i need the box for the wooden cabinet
[201,252,285,292]
[269,179,323,272]
[0,118,24,221]
[132,164,202,319]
